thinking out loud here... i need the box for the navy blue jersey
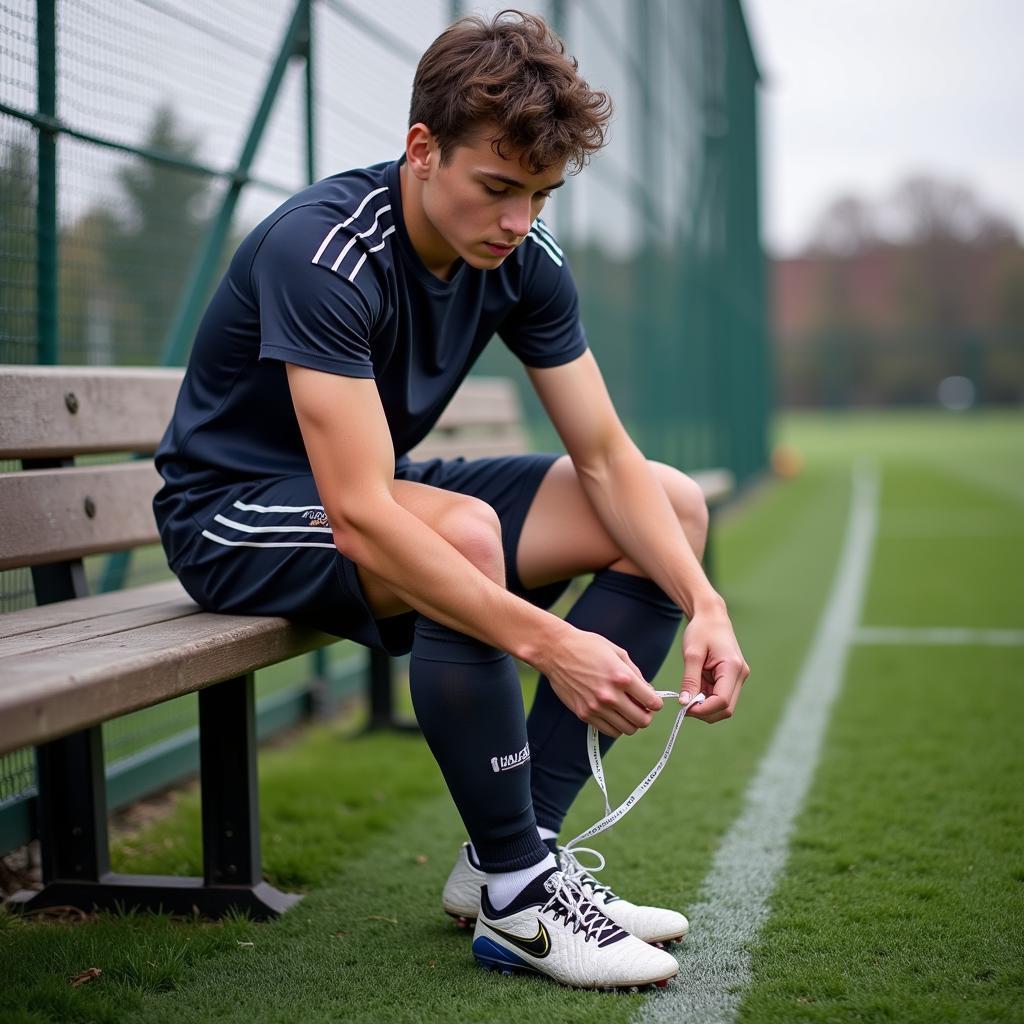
[154,158,586,558]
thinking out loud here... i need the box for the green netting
[0,0,768,848]
[0,114,35,363]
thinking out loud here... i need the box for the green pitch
[2,410,1021,1023]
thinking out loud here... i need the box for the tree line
[774,177,1024,407]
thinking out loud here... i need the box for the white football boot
[472,867,678,990]
[558,845,688,945]
[443,842,688,946]
[441,842,485,926]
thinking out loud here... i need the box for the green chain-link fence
[0,0,768,854]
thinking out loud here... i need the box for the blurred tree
[59,208,130,366]
[100,105,214,364]
[988,246,1024,403]
[0,141,37,363]
[886,176,1017,246]
[775,174,1024,407]
[807,194,878,256]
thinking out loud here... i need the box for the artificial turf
[2,410,1021,1023]
[735,411,1024,1024]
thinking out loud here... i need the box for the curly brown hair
[409,9,611,175]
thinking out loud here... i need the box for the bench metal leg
[366,650,420,732]
[9,676,301,921]
[368,649,396,729]
[36,726,110,884]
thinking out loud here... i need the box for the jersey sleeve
[250,205,383,379]
[497,220,589,368]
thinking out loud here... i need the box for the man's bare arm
[526,352,749,721]
[286,363,664,736]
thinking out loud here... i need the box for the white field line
[854,626,1024,647]
[638,464,879,1024]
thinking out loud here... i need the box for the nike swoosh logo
[487,920,551,959]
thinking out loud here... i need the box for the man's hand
[536,626,665,739]
[679,608,750,723]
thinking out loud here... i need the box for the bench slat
[430,378,521,429]
[0,462,163,569]
[0,580,187,639]
[0,369,520,458]
[408,428,528,462]
[689,468,736,506]
[0,592,199,660]
[0,609,334,755]
[0,366,183,458]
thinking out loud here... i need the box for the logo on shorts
[302,509,330,528]
[490,742,530,773]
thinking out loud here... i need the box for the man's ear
[405,123,436,182]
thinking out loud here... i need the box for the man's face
[418,130,567,271]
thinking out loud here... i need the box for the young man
[155,11,748,990]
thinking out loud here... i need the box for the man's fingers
[612,692,652,730]
[680,643,707,705]
[688,659,746,722]
[614,649,663,713]
[712,658,745,708]
[590,710,632,738]
[623,680,661,718]
[685,693,729,720]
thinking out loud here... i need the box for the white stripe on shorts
[201,530,336,550]
[232,500,325,513]
[213,514,331,535]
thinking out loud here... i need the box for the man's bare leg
[516,455,709,587]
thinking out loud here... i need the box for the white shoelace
[559,844,613,893]
[565,691,706,852]
[541,870,625,944]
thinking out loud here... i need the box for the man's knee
[651,461,709,556]
[435,497,505,585]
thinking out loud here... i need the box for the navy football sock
[527,569,683,834]
[409,616,549,873]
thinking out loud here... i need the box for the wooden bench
[0,365,733,919]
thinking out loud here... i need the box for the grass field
[2,410,1022,1024]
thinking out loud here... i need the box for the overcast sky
[741,0,1024,255]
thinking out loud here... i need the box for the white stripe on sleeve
[331,205,392,273]
[532,219,564,256]
[527,231,564,266]
[311,185,389,264]
[348,225,397,282]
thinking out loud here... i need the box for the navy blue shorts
[169,453,572,655]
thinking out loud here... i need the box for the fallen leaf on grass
[364,915,398,925]
[69,967,102,987]
[333,931,348,938]
[22,904,92,923]
[414,854,429,864]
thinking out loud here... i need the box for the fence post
[160,0,311,368]
[301,0,315,185]
[35,0,58,365]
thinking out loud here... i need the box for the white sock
[486,852,557,912]
[537,826,558,843]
